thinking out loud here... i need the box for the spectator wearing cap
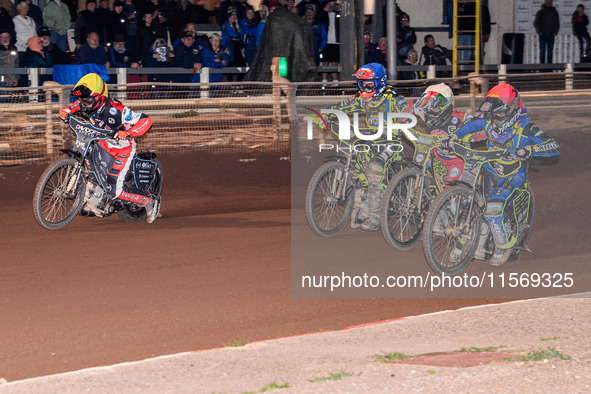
[173,30,203,82]
[172,22,196,48]
[222,7,245,70]
[217,0,242,26]
[304,4,326,66]
[105,0,128,45]
[296,0,320,17]
[75,31,110,67]
[0,29,19,87]
[39,26,71,64]
[134,8,166,62]
[108,33,139,68]
[74,0,99,51]
[240,7,258,65]
[13,1,37,65]
[42,0,71,52]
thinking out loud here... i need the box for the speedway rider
[442,83,560,266]
[58,73,160,223]
[413,83,487,184]
[323,62,413,231]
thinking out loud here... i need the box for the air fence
[1,65,591,165]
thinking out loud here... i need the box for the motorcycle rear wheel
[305,161,354,237]
[33,158,85,230]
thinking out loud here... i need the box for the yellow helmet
[72,73,108,115]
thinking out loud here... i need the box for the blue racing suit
[452,108,560,248]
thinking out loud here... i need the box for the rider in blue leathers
[443,83,560,266]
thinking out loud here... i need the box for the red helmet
[478,83,524,143]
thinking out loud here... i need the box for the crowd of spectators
[2,0,591,89]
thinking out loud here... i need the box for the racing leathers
[451,107,560,250]
[59,99,155,206]
[324,86,413,230]
[427,109,487,185]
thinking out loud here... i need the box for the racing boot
[490,246,511,267]
[146,195,161,224]
[473,222,491,260]
[361,212,380,231]
[351,190,368,229]
[449,239,465,264]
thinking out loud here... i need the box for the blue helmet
[353,63,388,99]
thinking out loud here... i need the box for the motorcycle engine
[82,181,108,217]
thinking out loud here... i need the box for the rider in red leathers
[59,73,160,223]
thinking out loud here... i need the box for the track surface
[1,125,589,382]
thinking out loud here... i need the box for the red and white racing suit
[59,98,154,205]
[429,109,487,184]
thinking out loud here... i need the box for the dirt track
[1,123,590,382]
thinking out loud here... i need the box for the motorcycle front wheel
[33,158,85,230]
[381,167,430,251]
[422,185,481,275]
[305,160,354,237]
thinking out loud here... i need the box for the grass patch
[540,336,560,341]
[242,381,290,394]
[171,109,200,118]
[308,371,357,383]
[374,352,412,361]
[224,338,247,347]
[511,348,571,361]
[459,346,505,353]
[427,370,436,375]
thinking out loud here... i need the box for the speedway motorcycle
[379,130,452,250]
[33,115,163,230]
[304,126,407,237]
[421,143,534,275]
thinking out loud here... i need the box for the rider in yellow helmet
[59,73,160,223]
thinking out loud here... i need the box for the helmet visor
[358,80,377,92]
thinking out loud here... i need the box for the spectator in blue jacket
[201,32,229,83]
[24,36,52,84]
[173,30,203,83]
[240,7,258,65]
[76,31,110,67]
[304,4,326,66]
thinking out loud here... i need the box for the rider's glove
[114,130,130,141]
[504,146,531,162]
[59,110,70,123]
[440,134,458,151]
